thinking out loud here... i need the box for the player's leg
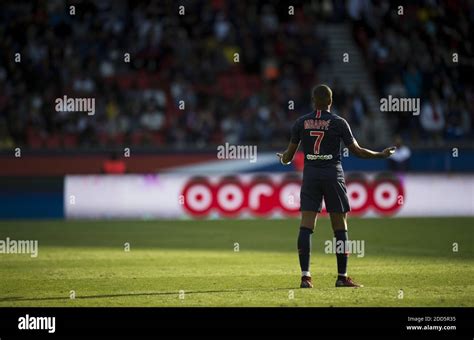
[324,180,363,287]
[329,212,349,277]
[329,212,362,287]
[298,211,317,287]
[298,180,323,288]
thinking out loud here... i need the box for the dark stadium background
[0,0,473,218]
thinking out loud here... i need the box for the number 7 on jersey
[310,131,325,154]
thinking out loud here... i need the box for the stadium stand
[0,0,472,152]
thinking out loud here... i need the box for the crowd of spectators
[351,0,473,146]
[0,0,472,150]
[0,0,332,149]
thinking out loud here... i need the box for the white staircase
[317,24,390,145]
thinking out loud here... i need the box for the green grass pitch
[0,217,472,307]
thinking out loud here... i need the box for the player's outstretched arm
[348,139,396,159]
[276,142,299,165]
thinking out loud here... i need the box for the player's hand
[276,152,290,165]
[382,146,396,158]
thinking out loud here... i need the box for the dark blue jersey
[290,110,355,180]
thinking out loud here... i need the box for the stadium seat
[113,133,125,145]
[97,133,109,146]
[151,132,164,145]
[27,128,44,149]
[62,134,78,148]
[116,75,134,90]
[44,134,61,148]
[131,132,145,145]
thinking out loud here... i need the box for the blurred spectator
[359,110,385,147]
[388,136,411,172]
[140,101,165,132]
[420,92,445,144]
[445,98,471,140]
[102,152,126,174]
[0,120,14,150]
[348,87,367,127]
[403,64,423,99]
[385,75,406,98]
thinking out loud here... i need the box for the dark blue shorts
[300,179,350,213]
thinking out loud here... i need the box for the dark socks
[334,230,348,276]
[297,227,313,273]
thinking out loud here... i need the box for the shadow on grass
[0,287,295,303]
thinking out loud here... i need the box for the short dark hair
[311,84,332,109]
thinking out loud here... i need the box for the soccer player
[277,84,396,288]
